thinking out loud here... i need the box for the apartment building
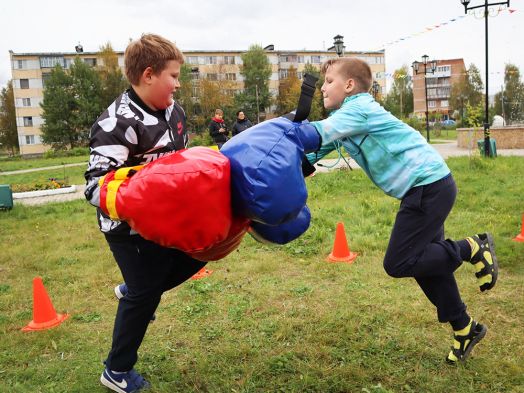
[10,46,385,156]
[412,58,466,121]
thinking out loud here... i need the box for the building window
[441,100,449,107]
[225,73,236,81]
[224,56,235,65]
[191,86,199,97]
[279,69,289,79]
[25,135,36,145]
[42,73,52,87]
[204,56,217,65]
[311,56,321,64]
[40,56,65,68]
[190,68,200,80]
[22,98,31,107]
[23,116,33,127]
[207,73,218,81]
[83,58,97,67]
[279,55,298,63]
[297,56,304,64]
[187,56,199,65]
[20,79,29,89]
[17,60,26,69]
[428,101,437,108]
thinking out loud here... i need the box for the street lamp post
[333,35,344,57]
[372,81,380,100]
[412,55,437,143]
[460,0,510,157]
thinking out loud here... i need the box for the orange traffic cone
[22,277,69,332]
[513,214,524,242]
[191,267,213,280]
[327,222,358,263]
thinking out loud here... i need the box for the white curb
[13,185,77,199]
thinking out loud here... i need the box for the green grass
[1,156,523,392]
[0,155,88,173]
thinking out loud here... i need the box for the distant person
[306,57,498,364]
[208,108,229,149]
[84,34,207,392]
[231,110,253,136]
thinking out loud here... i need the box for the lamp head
[412,61,420,74]
[333,34,344,57]
[422,54,429,65]
[430,60,438,72]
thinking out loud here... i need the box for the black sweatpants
[104,234,206,371]
[383,174,467,323]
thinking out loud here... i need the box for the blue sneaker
[100,368,151,392]
[114,284,156,322]
[114,284,128,300]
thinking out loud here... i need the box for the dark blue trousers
[383,174,467,323]
[105,234,206,371]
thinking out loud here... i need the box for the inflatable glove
[190,215,251,261]
[98,147,234,252]
[249,205,311,245]
[220,116,320,226]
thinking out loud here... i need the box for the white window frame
[23,116,33,127]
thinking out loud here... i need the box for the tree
[40,65,77,149]
[276,66,301,115]
[449,63,484,124]
[41,58,103,149]
[238,45,272,122]
[175,63,198,132]
[98,42,128,108]
[0,81,19,155]
[70,57,103,145]
[494,63,524,124]
[383,65,413,118]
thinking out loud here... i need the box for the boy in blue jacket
[307,57,498,363]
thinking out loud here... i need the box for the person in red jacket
[208,108,229,149]
[84,34,207,393]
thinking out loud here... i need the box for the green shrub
[43,147,89,159]
[189,132,214,147]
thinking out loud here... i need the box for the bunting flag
[375,7,516,50]
[384,69,520,80]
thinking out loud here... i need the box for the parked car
[440,119,456,126]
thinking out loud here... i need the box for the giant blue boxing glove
[249,205,311,245]
[220,116,320,226]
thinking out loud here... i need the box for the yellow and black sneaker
[466,233,498,292]
[446,319,487,364]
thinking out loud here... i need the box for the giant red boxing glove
[98,147,233,252]
[189,216,250,262]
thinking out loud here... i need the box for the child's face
[321,63,353,110]
[148,60,181,110]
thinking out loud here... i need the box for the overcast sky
[1,0,521,94]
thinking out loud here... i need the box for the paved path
[11,142,524,206]
[0,162,86,176]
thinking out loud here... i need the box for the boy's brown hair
[321,57,373,93]
[124,33,184,85]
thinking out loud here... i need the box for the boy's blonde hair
[124,34,185,85]
[321,57,372,93]
[214,109,223,116]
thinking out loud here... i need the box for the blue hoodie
[309,93,450,199]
